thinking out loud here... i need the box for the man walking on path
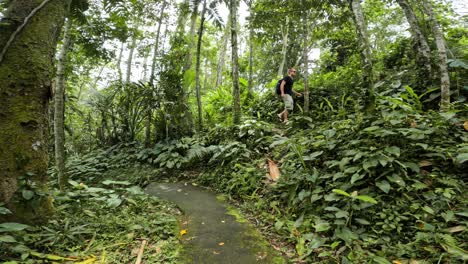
[277,68,302,123]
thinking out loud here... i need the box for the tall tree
[125,23,140,83]
[247,0,254,97]
[216,21,230,88]
[349,0,374,110]
[302,7,310,113]
[54,16,72,191]
[195,0,208,130]
[230,0,241,124]
[278,16,289,77]
[421,0,451,111]
[0,0,68,222]
[147,0,167,146]
[396,0,432,89]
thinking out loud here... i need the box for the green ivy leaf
[384,146,400,157]
[350,173,365,184]
[376,181,391,193]
[102,180,131,186]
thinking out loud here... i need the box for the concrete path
[146,182,284,264]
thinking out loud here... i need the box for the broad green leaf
[332,189,350,197]
[0,235,17,243]
[356,195,377,204]
[0,223,29,232]
[314,221,330,232]
[354,218,371,225]
[0,206,12,215]
[455,211,468,218]
[22,190,34,200]
[376,181,391,193]
[335,227,358,244]
[455,153,468,164]
[422,205,435,214]
[384,146,400,157]
[350,173,365,184]
[106,196,122,208]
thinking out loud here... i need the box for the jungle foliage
[1,0,467,263]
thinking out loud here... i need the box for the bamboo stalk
[135,239,147,264]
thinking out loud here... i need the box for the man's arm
[292,89,302,97]
[280,80,286,96]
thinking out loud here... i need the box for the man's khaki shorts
[282,94,294,111]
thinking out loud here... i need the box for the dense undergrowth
[0,166,180,263]
[2,89,466,263]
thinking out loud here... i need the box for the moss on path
[146,182,284,264]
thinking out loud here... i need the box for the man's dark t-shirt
[282,76,294,95]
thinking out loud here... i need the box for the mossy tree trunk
[215,20,229,88]
[230,0,241,124]
[422,0,451,111]
[350,0,375,111]
[195,0,207,131]
[0,0,68,223]
[54,16,72,191]
[396,0,432,91]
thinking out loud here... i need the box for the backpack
[275,78,283,95]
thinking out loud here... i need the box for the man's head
[288,68,297,77]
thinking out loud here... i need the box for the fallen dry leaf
[218,242,225,246]
[267,159,280,182]
[179,229,188,236]
[464,120,468,131]
[418,160,432,167]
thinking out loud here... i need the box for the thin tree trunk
[117,41,124,82]
[248,1,254,97]
[126,23,139,83]
[0,0,67,223]
[176,0,191,33]
[230,0,241,124]
[350,0,374,110]
[184,0,201,71]
[216,21,230,88]
[302,9,310,113]
[195,0,207,130]
[422,0,450,111]
[54,17,72,191]
[150,0,167,86]
[278,17,289,77]
[396,0,432,86]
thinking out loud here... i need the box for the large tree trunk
[302,9,310,113]
[278,17,289,77]
[230,0,241,124]
[215,21,230,88]
[396,0,432,89]
[247,1,254,98]
[195,0,207,130]
[0,0,67,223]
[54,16,72,191]
[350,0,374,111]
[422,0,450,111]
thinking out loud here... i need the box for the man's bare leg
[283,110,289,123]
